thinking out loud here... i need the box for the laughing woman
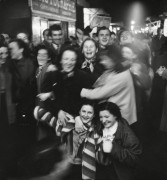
[79,38,103,80]
[83,102,142,180]
[81,45,137,125]
[37,46,94,129]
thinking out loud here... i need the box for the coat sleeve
[81,72,127,100]
[131,63,152,90]
[110,122,142,166]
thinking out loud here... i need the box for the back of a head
[99,44,122,64]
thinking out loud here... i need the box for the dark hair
[121,43,140,57]
[98,45,124,72]
[49,24,62,35]
[57,45,79,70]
[97,26,111,36]
[0,34,5,46]
[9,38,30,58]
[81,37,98,51]
[80,99,95,110]
[43,28,50,36]
[96,102,122,135]
[35,44,52,60]
[110,31,116,36]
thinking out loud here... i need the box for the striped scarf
[34,106,57,128]
[82,127,102,180]
[56,116,103,180]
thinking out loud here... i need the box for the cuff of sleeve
[80,88,89,98]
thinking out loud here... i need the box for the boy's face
[37,49,50,66]
[79,105,94,124]
[98,29,111,48]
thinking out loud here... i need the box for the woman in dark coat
[36,46,94,128]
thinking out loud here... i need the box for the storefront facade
[0,0,76,44]
[29,0,76,45]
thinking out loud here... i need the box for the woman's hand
[58,110,73,126]
[75,116,85,133]
[37,92,54,101]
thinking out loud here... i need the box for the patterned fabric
[56,114,75,136]
[81,60,94,73]
[56,116,103,180]
[82,127,102,180]
[34,106,57,128]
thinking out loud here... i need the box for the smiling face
[82,40,98,60]
[51,30,63,45]
[120,31,133,45]
[60,50,77,73]
[99,110,117,129]
[79,105,94,124]
[37,49,50,66]
[0,47,8,64]
[98,29,111,48]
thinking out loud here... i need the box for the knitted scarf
[56,116,103,180]
[82,127,102,180]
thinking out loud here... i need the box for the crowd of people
[0,24,167,180]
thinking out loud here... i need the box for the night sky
[86,0,167,23]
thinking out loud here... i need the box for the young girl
[82,102,142,180]
[56,100,95,180]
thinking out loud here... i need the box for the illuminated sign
[31,0,76,20]
[164,19,167,37]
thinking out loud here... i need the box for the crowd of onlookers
[0,24,167,180]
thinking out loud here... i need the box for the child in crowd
[56,100,95,180]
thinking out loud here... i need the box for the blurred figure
[92,32,98,41]
[81,45,137,125]
[76,28,84,47]
[119,30,152,67]
[18,140,71,180]
[157,62,167,132]
[16,32,34,54]
[0,44,15,127]
[121,43,152,139]
[8,39,36,126]
[0,44,16,180]
[151,27,167,71]
[1,33,10,45]
[34,45,57,141]
[36,46,94,133]
[109,31,117,45]
[17,32,30,44]
[42,29,52,48]
[0,34,5,46]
